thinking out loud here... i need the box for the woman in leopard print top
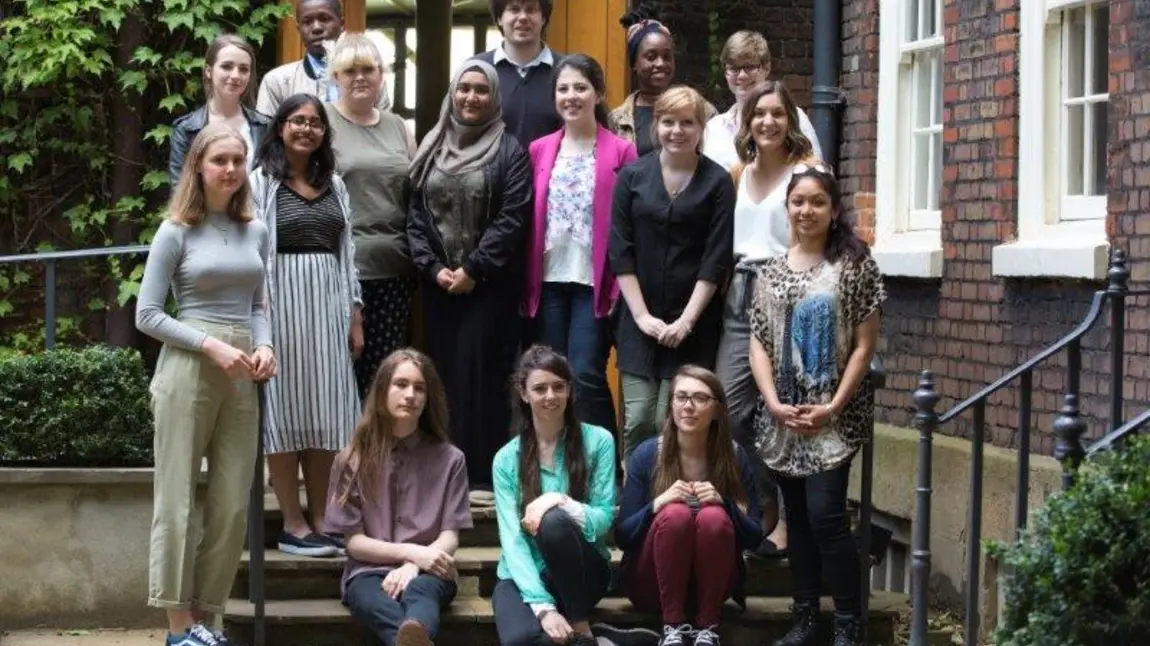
[747,163,886,646]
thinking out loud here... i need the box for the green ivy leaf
[158,94,187,113]
[116,279,140,306]
[0,301,13,317]
[131,46,163,66]
[98,8,125,30]
[118,70,148,94]
[160,11,195,33]
[141,170,169,191]
[145,125,173,145]
[7,152,33,173]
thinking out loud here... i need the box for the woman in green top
[491,345,618,646]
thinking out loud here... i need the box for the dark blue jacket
[615,436,764,607]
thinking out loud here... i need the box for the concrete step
[250,492,499,549]
[232,547,796,600]
[223,593,907,646]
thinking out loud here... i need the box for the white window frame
[992,0,1110,279]
[873,0,944,278]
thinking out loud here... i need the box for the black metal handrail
[1085,406,1150,457]
[0,244,269,643]
[907,248,1150,646]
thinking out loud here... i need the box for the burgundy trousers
[622,502,738,627]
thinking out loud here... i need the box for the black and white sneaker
[591,623,661,646]
[278,531,338,557]
[320,532,347,556]
[658,624,693,646]
[694,625,720,646]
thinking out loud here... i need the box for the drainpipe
[810,0,844,166]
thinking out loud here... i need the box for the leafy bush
[0,345,153,466]
[988,436,1150,645]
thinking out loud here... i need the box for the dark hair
[552,54,611,130]
[511,345,588,514]
[620,2,672,67]
[735,81,814,165]
[296,0,342,19]
[490,0,554,31]
[253,93,336,187]
[785,168,869,264]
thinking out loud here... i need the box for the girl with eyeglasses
[610,365,762,646]
[701,31,821,172]
[325,34,420,402]
[250,93,363,558]
[748,165,886,646]
[714,80,820,559]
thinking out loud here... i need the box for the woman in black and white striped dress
[251,93,361,558]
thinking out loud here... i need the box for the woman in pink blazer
[524,53,638,435]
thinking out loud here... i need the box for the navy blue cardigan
[615,436,764,607]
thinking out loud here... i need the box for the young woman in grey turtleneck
[136,122,276,646]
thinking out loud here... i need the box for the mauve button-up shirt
[324,431,473,600]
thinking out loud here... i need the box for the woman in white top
[713,80,817,558]
[702,31,821,171]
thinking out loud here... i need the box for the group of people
[133,1,886,646]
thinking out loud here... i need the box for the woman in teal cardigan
[491,344,618,646]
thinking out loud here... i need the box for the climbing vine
[0,0,290,350]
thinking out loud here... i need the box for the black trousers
[345,570,457,646]
[492,508,612,646]
[776,461,861,616]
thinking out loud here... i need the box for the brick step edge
[224,592,907,624]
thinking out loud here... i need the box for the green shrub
[988,436,1150,645]
[0,345,153,466]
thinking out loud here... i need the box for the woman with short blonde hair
[702,30,821,171]
[609,85,735,460]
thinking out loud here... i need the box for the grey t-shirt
[326,105,413,280]
[135,213,272,351]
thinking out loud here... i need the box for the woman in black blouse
[406,59,532,498]
[609,85,735,462]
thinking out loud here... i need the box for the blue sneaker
[278,530,338,557]
[166,624,230,646]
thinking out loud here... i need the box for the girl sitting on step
[612,365,763,646]
[324,349,473,646]
[491,345,619,646]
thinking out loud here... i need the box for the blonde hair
[328,32,386,79]
[721,30,771,69]
[651,86,709,149]
[168,123,252,226]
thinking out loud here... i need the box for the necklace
[209,217,231,246]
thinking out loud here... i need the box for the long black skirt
[421,277,521,489]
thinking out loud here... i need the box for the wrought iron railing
[907,248,1150,646]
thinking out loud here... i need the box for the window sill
[992,226,1110,280]
[872,233,943,278]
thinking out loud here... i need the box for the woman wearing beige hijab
[406,59,533,500]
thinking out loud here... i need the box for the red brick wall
[840,0,1148,452]
[645,0,816,110]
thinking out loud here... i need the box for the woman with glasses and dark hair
[608,365,762,646]
[325,34,420,399]
[169,34,271,185]
[748,164,885,646]
[250,92,362,559]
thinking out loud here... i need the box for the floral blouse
[748,253,887,477]
[543,149,596,285]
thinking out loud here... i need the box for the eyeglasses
[724,64,763,77]
[672,391,716,407]
[285,116,326,133]
[793,161,834,177]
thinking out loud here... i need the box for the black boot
[831,613,862,646]
[772,600,819,646]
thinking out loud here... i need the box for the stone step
[232,547,795,600]
[251,492,499,549]
[223,593,907,646]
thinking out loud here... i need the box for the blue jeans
[346,571,457,646]
[537,282,617,433]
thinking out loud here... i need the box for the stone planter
[0,468,204,630]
